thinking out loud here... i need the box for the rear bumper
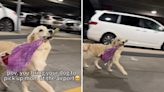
[40,21,52,26]
[64,27,81,31]
[87,28,102,42]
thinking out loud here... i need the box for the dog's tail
[83,43,91,51]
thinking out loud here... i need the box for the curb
[122,51,164,58]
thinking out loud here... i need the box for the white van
[87,10,164,50]
[0,3,18,32]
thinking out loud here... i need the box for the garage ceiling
[102,0,164,18]
[0,0,80,8]
[0,0,80,18]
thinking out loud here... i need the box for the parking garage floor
[0,29,81,92]
[83,39,164,92]
[84,55,164,92]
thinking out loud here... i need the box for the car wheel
[78,31,81,35]
[0,19,14,32]
[161,43,164,50]
[101,34,116,45]
[66,31,70,33]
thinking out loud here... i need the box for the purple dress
[7,38,45,72]
[101,45,120,63]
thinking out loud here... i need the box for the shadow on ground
[83,67,136,92]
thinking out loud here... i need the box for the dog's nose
[122,41,125,45]
[49,30,53,34]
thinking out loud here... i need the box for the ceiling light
[58,0,63,2]
[151,11,157,14]
[67,14,74,16]
[10,1,26,5]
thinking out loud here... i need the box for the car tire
[46,25,52,29]
[101,33,116,45]
[0,18,14,32]
[78,31,81,35]
[66,31,70,33]
[161,43,164,50]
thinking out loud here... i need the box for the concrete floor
[84,55,164,92]
[0,37,81,92]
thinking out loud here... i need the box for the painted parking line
[53,37,81,40]
[56,34,81,39]
[62,87,81,92]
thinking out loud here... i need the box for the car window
[142,19,161,31]
[20,13,23,16]
[99,13,119,23]
[120,16,141,27]
[76,17,81,21]
[57,18,64,21]
[53,17,62,20]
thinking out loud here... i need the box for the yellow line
[62,87,81,92]
[53,37,81,40]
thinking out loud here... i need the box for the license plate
[41,21,45,23]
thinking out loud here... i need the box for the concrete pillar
[16,0,21,33]
[90,0,102,9]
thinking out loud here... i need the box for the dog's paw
[2,87,8,91]
[123,72,128,76]
[108,69,113,72]
[83,65,89,68]
[97,67,102,69]
[24,91,31,92]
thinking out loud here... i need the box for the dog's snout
[49,30,53,34]
[122,41,125,45]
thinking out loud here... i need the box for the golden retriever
[83,37,127,75]
[0,26,55,92]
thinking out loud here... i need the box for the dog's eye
[118,39,120,41]
[39,30,43,32]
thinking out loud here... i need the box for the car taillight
[47,18,51,20]
[89,21,97,25]
[58,22,63,24]
[13,12,17,15]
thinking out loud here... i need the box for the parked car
[52,18,68,29]
[0,3,19,32]
[25,14,41,26]
[40,14,62,28]
[52,18,80,29]
[53,17,81,33]
[65,17,81,32]
[87,10,164,50]
[20,12,36,24]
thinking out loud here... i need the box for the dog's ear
[27,33,35,43]
[112,39,116,46]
